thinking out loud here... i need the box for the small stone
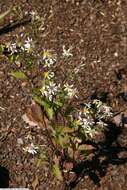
[17,138,24,145]
[114,52,118,57]
[21,82,27,87]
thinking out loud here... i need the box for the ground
[0,0,127,189]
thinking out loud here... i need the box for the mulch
[0,0,127,189]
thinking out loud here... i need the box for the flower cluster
[42,49,57,67]
[63,83,77,98]
[78,111,95,138]
[40,81,77,102]
[43,71,55,80]
[6,37,34,55]
[40,81,60,101]
[6,42,18,54]
[93,99,113,119]
[72,100,113,138]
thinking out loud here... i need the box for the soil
[0,0,127,189]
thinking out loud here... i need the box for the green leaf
[52,126,70,148]
[26,59,33,68]
[46,107,53,120]
[54,100,63,108]
[33,95,54,119]
[0,45,4,53]
[64,106,75,117]
[32,88,41,96]
[52,164,63,181]
[33,95,45,106]
[8,54,19,62]
[10,71,27,79]
[59,135,70,148]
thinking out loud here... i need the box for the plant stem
[41,114,56,152]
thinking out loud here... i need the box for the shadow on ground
[0,15,31,36]
[0,166,9,188]
[67,122,127,190]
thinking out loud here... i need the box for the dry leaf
[30,101,44,123]
[22,113,38,127]
[22,101,49,128]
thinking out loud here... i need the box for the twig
[113,108,127,117]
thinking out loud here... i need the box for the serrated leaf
[52,164,63,181]
[59,135,70,148]
[10,71,27,79]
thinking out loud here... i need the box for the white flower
[40,82,60,101]
[103,105,112,114]
[77,111,95,138]
[93,99,102,108]
[47,82,58,95]
[22,37,33,53]
[97,104,113,119]
[42,49,57,67]
[64,83,77,98]
[82,107,90,115]
[62,45,73,58]
[7,42,18,54]
[44,58,56,67]
[78,116,94,128]
[44,71,55,80]
[101,105,113,117]
[96,120,107,127]
[30,10,40,21]
[23,143,39,155]
[30,11,36,17]
[83,126,96,138]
